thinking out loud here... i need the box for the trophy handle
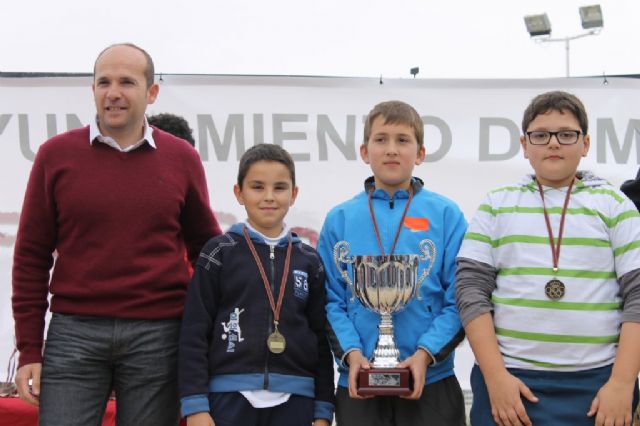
[333,241,357,301]
[414,239,437,300]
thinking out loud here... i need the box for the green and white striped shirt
[458,172,640,371]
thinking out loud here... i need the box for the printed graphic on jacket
[293,270,309,300]
[221,307,245,353]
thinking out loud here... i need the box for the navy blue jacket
[178,224,334,421]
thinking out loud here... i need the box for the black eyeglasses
[526,130,582,145]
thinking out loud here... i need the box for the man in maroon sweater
[12,43,221,425]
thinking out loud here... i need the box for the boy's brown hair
[363,100,424,148]
[521,91,589,134]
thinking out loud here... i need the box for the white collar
[89,115,156,151]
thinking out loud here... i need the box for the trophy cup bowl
[333,240,436,396]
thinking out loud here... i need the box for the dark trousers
[39,313,181,426]
[470,364,640,426]
[208,392,315,426]
[335,375,466,426]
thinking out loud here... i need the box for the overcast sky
[1,0,638,79]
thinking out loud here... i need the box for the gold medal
[244,228,293,356]
[545,279,565,300]
[267,328,286,354]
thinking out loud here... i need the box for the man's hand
[588,377,635,426]
[346,350,372,399]
[15,363,41,406]
[186,412,215,426]
[396,348,430,400]
[485,370,538,426]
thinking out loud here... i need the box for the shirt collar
[363,176,424,199]
[89,116,156,151]
[243,220,289,245]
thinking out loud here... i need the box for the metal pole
[533,30,600,78]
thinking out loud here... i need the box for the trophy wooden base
[357,367,413,396]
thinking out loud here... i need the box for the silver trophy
[333,239,436,395]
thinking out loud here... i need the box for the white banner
[1,75,639,388]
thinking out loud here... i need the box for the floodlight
[579,5,603,30]
[523,6,604,76]
[524,14,551,37]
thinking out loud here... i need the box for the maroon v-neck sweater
[13,126,221,366]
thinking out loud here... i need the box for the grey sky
[1,0,638,79]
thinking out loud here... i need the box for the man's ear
[147,83,160,105]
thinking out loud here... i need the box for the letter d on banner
[479,117,520,161]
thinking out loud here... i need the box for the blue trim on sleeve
[209,373,315,397]
[314,400,334,421]
[180,394,210,417]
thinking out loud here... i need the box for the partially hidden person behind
[178,143,335,426]
[148,112,196,147]
[317,100,468,426]
[12,43,221,425]
[456,90,640,426]
[621,167,640,211]
[148,112,198,277]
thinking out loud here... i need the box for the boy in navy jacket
[179,144,334,426]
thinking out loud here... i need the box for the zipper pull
[270,245,275,260]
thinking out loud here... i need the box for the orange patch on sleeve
[404,217,429,231]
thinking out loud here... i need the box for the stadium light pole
[524,5,603,77]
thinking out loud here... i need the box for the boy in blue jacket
[179,144,334,426]
[317,100,467,426]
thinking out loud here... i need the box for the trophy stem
[372,313,400,368]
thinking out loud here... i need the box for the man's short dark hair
[94,43,155,88]
[148,113,195,146]
[237,144,296,188]
[522,91,589,134]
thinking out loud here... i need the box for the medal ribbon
[536,178,574,273]
[368,187,414,256]
[243,227,292,326]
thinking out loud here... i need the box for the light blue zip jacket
[317,177,467,388]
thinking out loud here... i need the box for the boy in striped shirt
[456,91,640,426]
